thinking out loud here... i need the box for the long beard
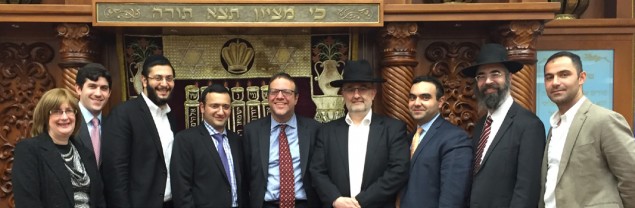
[146,83,172,106]
[476,80,510,110]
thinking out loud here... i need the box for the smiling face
[475,63,511,110]
[544,56,586,113]
[341,82,376,116]
[76,77,111,116]
[409,81,444,125]
[142,65,175,106]
[200,92,231,133]
[48,102,77,142]
[268,77,298,123]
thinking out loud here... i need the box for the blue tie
[212,133,232,183]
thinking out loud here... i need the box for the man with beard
[462,44,545,208]
[539,51,635,208]
[102,55,178,208]
[310,60,409,208]
[243,72,322,208]
[74,63,112,166]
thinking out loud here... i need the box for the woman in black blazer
[12,88,105,208]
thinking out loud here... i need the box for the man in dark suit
[101,55,178,208]
[74,63,112,167]
[243,72,322,208]
[400,76,472,208]
[171,83,247,207]
[310,60,409,208]
[462,44,545,208]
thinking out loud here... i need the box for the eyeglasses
[475,72,503,82]
[49,109,77,117]
[341,87,371,94]
[269,89,296,97]
[147,75,175,82]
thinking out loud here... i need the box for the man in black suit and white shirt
[171,83,247,207]
[310,60,409,208]
[74,63,111,167]
[243,72,322,208]
[101,55,178,208]
[464,44,545,208]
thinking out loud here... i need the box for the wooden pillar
[57,23,98,93]
[496,20,544,112]
[379,22,419,132]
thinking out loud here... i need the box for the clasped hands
[332,196,361,208]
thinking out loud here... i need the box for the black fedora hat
[330,60,386,88]
[460,43,524,77]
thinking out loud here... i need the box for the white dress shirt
[478,93,514,164]
[345,110,373,197]
[141,92,174,202]
[544,96,586,208]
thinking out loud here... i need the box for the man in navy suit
[101,55,178,208]
[171,83,247,207]
[310,60,409,208]
[399,76,472,208]
[74,63,112,167]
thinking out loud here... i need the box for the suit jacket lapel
[228,131,242,187]
[259,117,272,180]
[78,121,94,152]
[335,118,350,184]
[39,135,74,204]
[411,116,442,165]
[198,125,230,184]
[556,99,591,183]
[297,117,310,177]
[362,114,383,187]
[135,97,166,161]
[481,103,518,166]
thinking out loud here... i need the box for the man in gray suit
[540,51,635,208]
[74,63,112,166]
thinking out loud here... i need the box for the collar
[270,113,297,130]
[418,113,440,133]
[203,120,226,136]
[488,93,514,119]
[345,110,373,126]
[141,92,171,115]
[549,96,587,128]
[78,102,101,124]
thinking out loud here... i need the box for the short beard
[146,82,172,106]
[475,77,511,110]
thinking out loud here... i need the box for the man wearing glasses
[463,44,545,208]
[101,55,178,208]
[310,60,409,208]
[243,72,322,208]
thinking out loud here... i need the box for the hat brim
[330,78,386,88]
[460,61,524,77]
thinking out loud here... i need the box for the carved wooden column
[0,42,55,208]
[496,20,544,112]
[379,23,419,132]
[425,42,480,134]
[57,23,98,93]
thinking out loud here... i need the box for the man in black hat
[310,60,409,208]
[464,43,545,208]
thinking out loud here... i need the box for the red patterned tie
[278,124,295,208]
[473,116,492,175]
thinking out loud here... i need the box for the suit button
[160,193,164,197]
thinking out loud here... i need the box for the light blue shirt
[203,121,238,207]
[417,113,440,143]
[265,114,307,201]
[78,102,101,133]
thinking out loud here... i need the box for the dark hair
[545,51,583,74]
[269,72,298,93]
[142,55,175,77]
[199,83,230,104]
[76,63,112,88]
[412,76,444,100]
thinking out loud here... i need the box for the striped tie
[473,116,493,175]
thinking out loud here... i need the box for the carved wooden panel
[424,41,479,134]
[0,42,55,208]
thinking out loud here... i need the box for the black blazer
[310,113,409,208]
[470,102,546,208]
[12,133,105,208]
[101,96,177,208]
[400,116,473,208]
[171,124,247,207]
[243,115,322,208]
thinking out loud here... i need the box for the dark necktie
[277,124,295,208]
[473,116,493,175]
[212,134,232,184]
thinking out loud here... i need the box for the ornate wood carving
[496,20,544,112]
[379,22,419,132]
[57,23,97,93]
[0,42,55,208]
[425,41,480,134]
